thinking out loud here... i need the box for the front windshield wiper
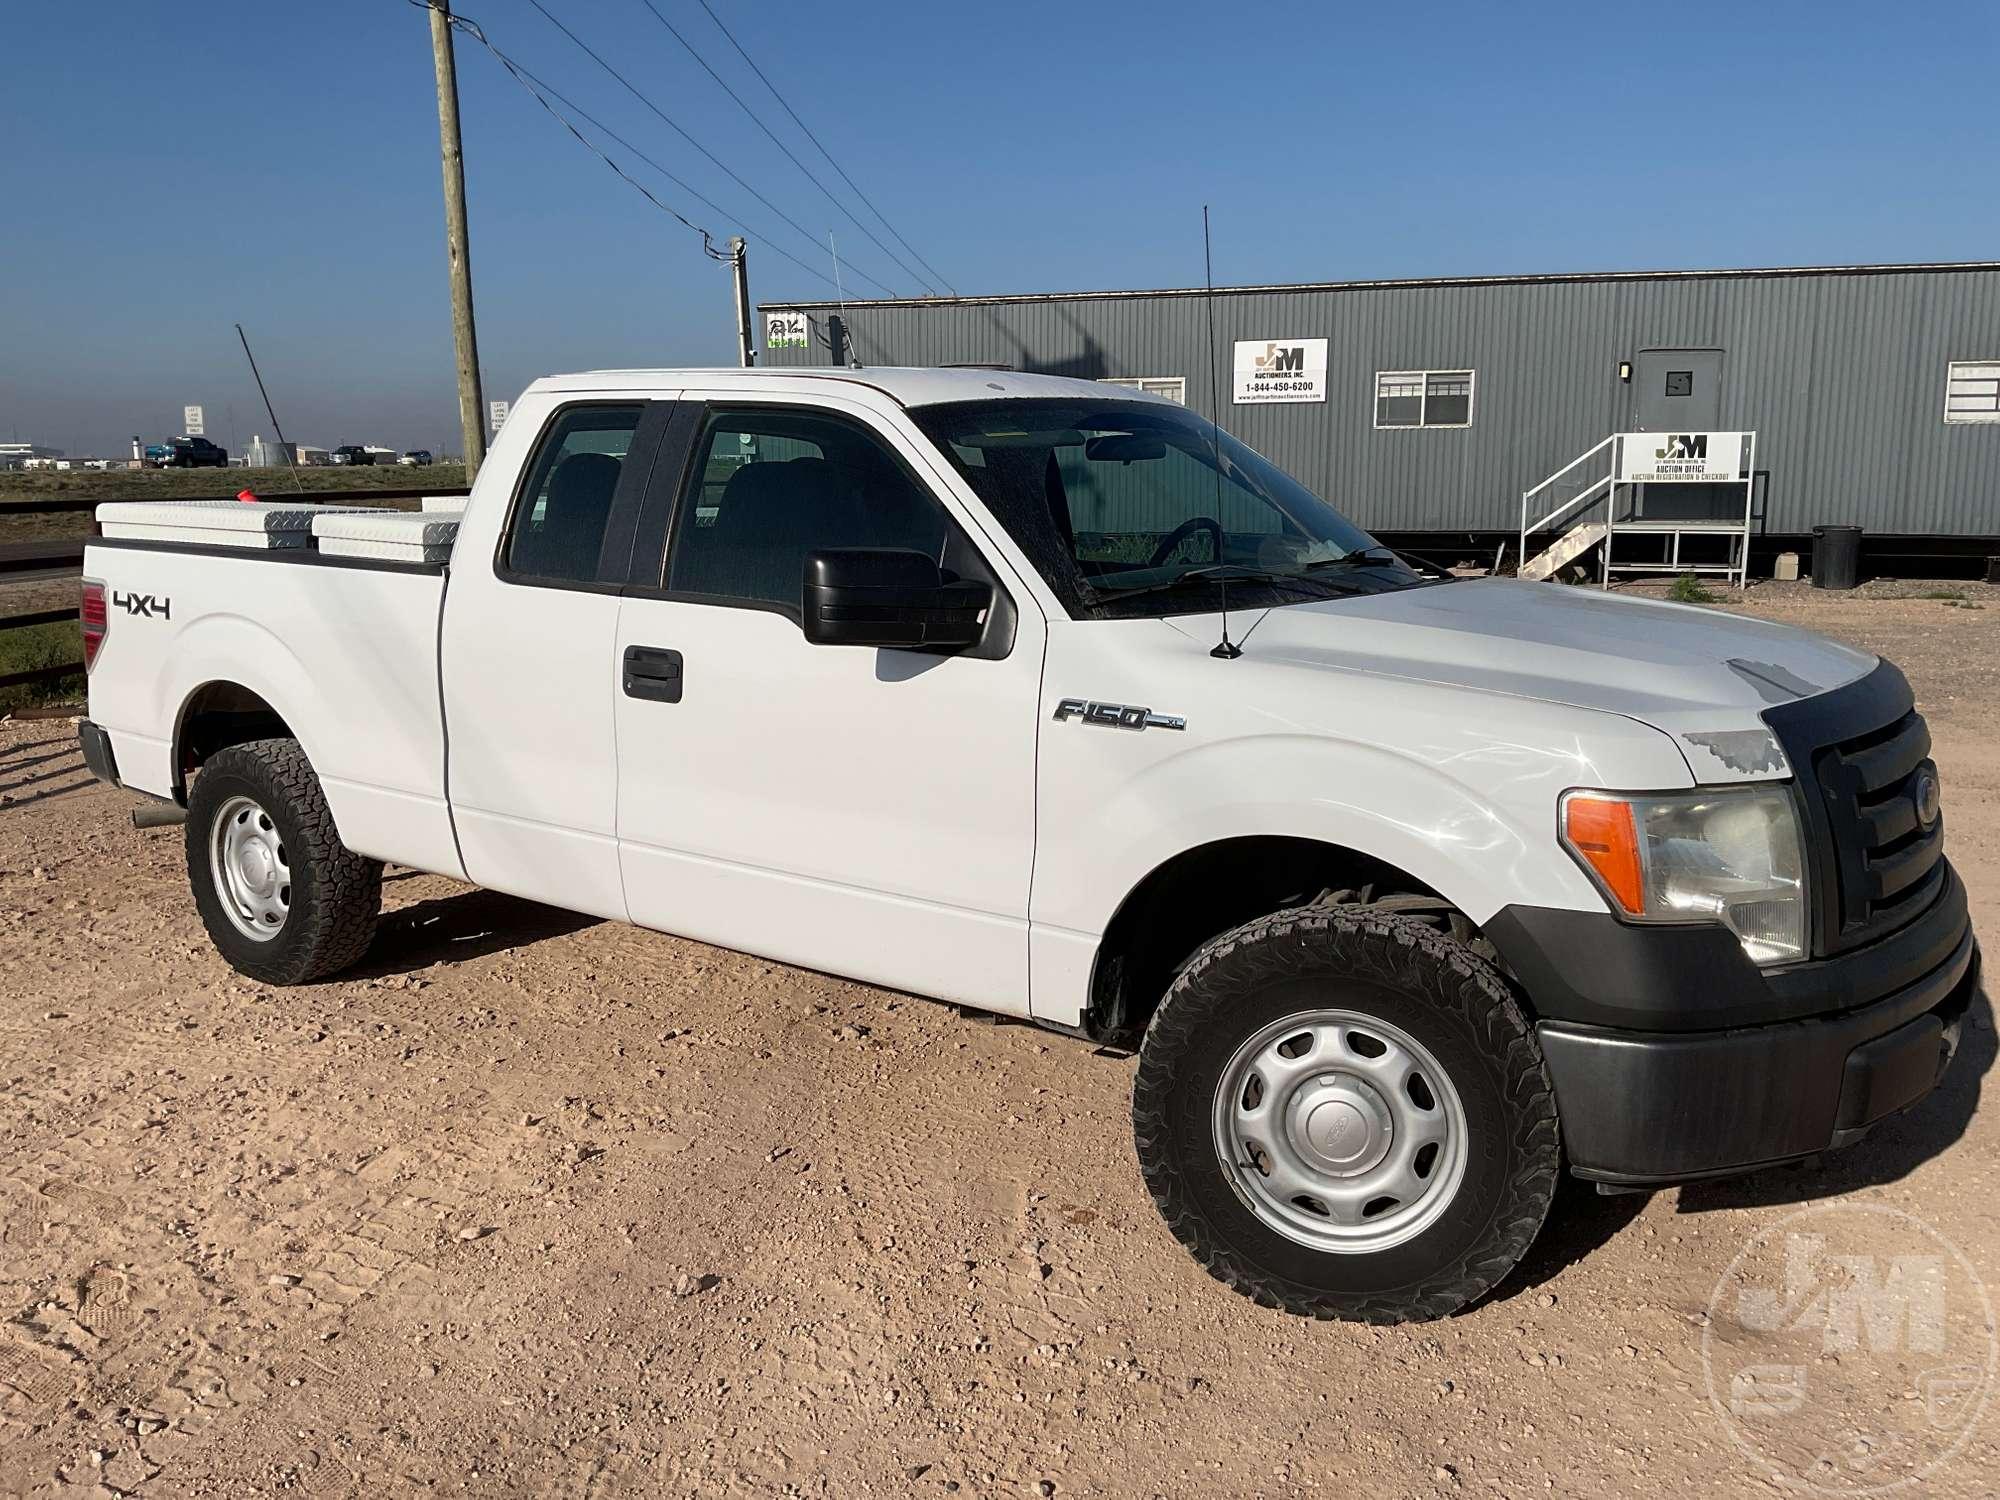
[1303,546,1454,582]
[1083,564,1363,606]
[1302,546,1407,572]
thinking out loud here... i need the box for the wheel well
[1087,836,1493,1045]
[175,682,294,799]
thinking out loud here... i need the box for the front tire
[186,738,382,985]
[1133,904,1559,1323]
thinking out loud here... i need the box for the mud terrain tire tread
[186,738,381,985]
[1132,903,1560,1324]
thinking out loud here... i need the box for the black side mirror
[802,548,990,650]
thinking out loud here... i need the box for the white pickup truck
[77,367,1975,1323]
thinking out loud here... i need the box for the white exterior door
[612,397,1045,1013]
[443,398,670,921]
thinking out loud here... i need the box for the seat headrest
[714,457,859,547]
[513,449,622,579]
[548,450,622,510]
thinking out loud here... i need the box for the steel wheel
[209,793,291,941]
[1211,1007,1469,1254]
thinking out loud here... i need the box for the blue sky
[3,0,1995,457]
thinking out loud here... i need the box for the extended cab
[76,368,1976,1322]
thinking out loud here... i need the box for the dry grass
[0,619,82,714]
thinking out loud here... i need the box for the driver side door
[612,395,1046,1014]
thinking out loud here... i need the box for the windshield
[910,398,1421,618]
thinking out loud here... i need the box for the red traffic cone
[237,488,259,503]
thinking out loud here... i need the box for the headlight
[1560,787,1806,965]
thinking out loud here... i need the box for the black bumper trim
[77,718,119,787]
[1486,864,1969,1031]
[1540,931,1977,1186]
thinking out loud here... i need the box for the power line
[694,0,956,296]
[436,7,722,253]
[421,2,868,299]
[499,60,864,297]
[631,0,940,296]
[522,0,904,299]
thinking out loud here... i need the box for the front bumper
[1488,866,1977,1186]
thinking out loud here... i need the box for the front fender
[1035,732,1614,939]
[1025,687,1694,1028]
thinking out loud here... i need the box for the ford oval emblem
[1913,770,1942,830]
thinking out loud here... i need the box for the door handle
[623,645,683,704]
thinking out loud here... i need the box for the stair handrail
[1519,435,1617,576]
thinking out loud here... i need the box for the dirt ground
[1,585,1994,1498]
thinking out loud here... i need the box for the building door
[1630,348,1727,521]
[1632,348,1724,431]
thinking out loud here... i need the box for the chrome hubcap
[1212,1008,1468,1254]
[209,795,290,941]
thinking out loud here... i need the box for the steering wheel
[1147,517,1225,568]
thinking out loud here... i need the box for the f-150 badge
[1051,698,1185,731]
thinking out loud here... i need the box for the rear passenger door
[442,399,673,920]
[611,396,1045,1015]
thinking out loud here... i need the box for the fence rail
[0,486,471,707]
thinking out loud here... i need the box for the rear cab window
[500,404,645,586]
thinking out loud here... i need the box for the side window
[667,408,954,611]
[503,404,643,584]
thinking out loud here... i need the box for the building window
[1100,376,1186,404]
[1945,361,2000,424]
[1375,369,1475,429]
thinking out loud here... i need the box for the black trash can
[1812,525,1862,590]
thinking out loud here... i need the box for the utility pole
[427,0,486,479]
[729,237,755,368]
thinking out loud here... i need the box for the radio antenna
[1202,205,1241,659]
[235,323,305,494]
[828,231,861,368]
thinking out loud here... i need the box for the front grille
[1810,708,1945,951]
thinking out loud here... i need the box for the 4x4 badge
[1051,698,1186,732]
[112,590,171,620]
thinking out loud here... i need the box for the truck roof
[529,366,1175,409]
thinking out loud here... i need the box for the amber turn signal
[1562,795,1644,915]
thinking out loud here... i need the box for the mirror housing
[802,549,990,650]
[1083,431,1166,463]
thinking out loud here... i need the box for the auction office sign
[1618,431,1748,483]
[1233,338,1328,404]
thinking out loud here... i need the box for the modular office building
[758,261,2000,576]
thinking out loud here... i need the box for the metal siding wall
[763,270,2000,536]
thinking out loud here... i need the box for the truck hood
[1166,579,1876,782]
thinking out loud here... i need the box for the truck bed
[83,512,464,879]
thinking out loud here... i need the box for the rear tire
[1132,903,1559,1323]
[186,738,381,984]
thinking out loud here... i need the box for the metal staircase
[1519,522,1608,582]
[1519,438,1617,585]
[1518,434,1755,588]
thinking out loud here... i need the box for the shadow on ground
[1480,980,1991,1308]
[349,885,601,980]
[1677,984,1993,1215]
[1484,1177,1648,1307]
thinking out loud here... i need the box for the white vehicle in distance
[76,367,1975,1322]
